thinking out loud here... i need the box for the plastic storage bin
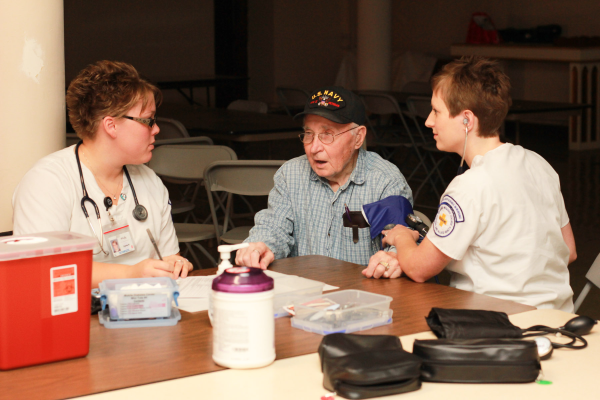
[272,275,324,318]
[291,290,393,335]
[0,231,95,370]
[98,277,181,328]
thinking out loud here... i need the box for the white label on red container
[117,293,169,319]
[50,264,78,316]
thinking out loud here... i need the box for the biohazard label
[50,264,78,316]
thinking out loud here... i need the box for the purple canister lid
[212,266,274,293]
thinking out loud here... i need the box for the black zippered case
[319,334,422,399]
[413,339,541,383]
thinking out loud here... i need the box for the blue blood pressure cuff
[361,196,413,240]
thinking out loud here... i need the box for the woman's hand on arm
[365,225,453,283]
[363,251,402,279]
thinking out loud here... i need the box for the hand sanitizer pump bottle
[216,243,249,275]
[211,243,276,369]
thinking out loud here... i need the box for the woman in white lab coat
[13,60,192,287]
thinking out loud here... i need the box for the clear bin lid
[0,231,96,261]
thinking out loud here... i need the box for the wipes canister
[212,266,275,369]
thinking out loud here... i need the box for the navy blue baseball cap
[294,86,366,126]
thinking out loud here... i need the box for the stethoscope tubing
[75,141,147,255]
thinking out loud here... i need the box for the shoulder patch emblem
[441,195,464,223]
[433,203,456,237]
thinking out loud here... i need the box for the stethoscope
[75,141,148,255]
[456,118,469,176]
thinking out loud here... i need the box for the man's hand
[382,225,419,247]
[235,242,275,270]
[362,251,401,279]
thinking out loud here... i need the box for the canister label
[50,264,78,316]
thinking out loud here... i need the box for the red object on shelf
[0,232,95,370]
[466,12,501,45]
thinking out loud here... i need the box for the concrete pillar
[356,0,392,91]
[0,0,65,232]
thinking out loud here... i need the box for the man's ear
[101,116,118,139]
[354,125,367,150]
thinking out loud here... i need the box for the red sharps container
[0,231,95,370]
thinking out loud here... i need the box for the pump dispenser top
[217,243,249,274]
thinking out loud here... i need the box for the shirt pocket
[341,226,376,265]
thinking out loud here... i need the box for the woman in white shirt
[13,60,192,287]
[363,56,577,311]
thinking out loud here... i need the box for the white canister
[212,266,275,369]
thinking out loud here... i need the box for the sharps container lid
[0,231,96,262]
[212,266,274,293]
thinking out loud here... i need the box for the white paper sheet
[175,271,338,313]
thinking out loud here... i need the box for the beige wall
[0,0,65,232]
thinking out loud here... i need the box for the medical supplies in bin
[98,277,181,328]
[291,290,393,335]
[273,275,324,318]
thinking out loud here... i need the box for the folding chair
[276,87,310,116]
[405,95,458,205]
[359,91,429,183]
[147,145,237,268]
[154,137,214,147]
[204,160,285,244]
[574,252,600,313]
[155,117,190,140]
[153,118,213,216]
[227,100,268,114]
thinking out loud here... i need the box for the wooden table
[0,256,534,400]
[155,75,249,107]
[158,103,303,143]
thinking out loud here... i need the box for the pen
[344,203,352,222]
[146,229,163,261]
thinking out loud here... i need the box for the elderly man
[235,86,412,269]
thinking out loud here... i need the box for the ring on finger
[253,249,261,255]
[379,261,390,271]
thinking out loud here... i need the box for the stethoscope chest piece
[133,204,148,221]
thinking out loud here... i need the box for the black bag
[413,339,541,383]
[319,334,422,399]
[425,308,523,339]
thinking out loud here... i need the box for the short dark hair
[66,60,162,140]
[431,56,511,137]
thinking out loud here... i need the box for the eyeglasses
[299,125,360,144]
[123,116,157,128]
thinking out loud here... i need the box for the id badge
[103,222,136,258]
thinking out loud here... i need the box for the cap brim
[293,108,354,125]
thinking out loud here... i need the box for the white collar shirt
[427,143,573,311]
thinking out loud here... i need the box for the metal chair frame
[204,160,285,245]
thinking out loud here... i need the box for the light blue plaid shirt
[245,149,412,266]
